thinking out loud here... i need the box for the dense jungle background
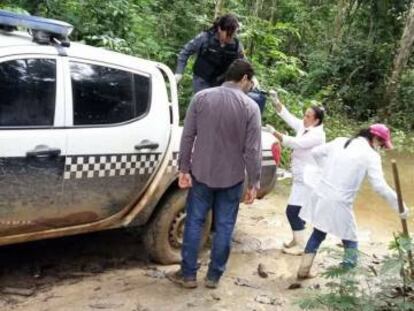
[2,0,414,160]
[1,2,414,310]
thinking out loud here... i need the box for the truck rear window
[70,62,150,125]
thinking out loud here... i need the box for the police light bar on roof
[0,10,73,46]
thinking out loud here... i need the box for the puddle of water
[355,151,414,242]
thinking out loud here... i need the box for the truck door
[61,59,171,225]
[0,56,67,235]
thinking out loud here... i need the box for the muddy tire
[143,189,212,265]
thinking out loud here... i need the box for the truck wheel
[143,189,212,265]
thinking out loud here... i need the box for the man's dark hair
[225,59,254,82]
[210,14,239,37]
[310,106,325,126]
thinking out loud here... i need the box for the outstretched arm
[367,153,408,217]
[269,92,302,132]
[176,32,205,74]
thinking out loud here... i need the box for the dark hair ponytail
[344,128,374,149]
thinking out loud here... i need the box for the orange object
[271,142,281,166]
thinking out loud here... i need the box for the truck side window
[70,62,150,125]
[0,59,56,127]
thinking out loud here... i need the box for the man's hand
[178,172,192,189]
[175,73,183,84]
[244,187,257,205]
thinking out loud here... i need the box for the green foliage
[298,234,414,311]
[395,69,414,131]
[1,0,414,152]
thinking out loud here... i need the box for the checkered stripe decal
[167,152,179,173]
[64,153,160,180]
[262,150,276,166]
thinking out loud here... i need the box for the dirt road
[0,180,401,311]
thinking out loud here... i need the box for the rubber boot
[282,230,305,255]
[297,253,316,279]
[341,247,358,270]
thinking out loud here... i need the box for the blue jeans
[192,75,211,93]
[305,228,358,268]
[247,89,267,113]
[286,205,305,231]
[181,178,243,281]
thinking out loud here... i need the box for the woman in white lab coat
[297,124,409,279]
[267,94,326,255]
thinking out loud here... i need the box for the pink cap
[369,123,393,149]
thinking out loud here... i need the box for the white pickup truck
[0,11,277,264]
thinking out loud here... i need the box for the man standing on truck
[167,59,262,289]
[175,13,265,111]
[175,13,244,93]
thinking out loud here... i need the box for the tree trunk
[382,2,414,114]
[214,0,225,18]
[270,0,277,24]
[253,0,263,17]
[331,0,347,52]
[248,0,263,56]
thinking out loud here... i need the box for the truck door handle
[26,145,61,158]
[135,140,159,150]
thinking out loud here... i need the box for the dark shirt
[179,82,262,189]
[176,31,245,75]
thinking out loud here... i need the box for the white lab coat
[299,137,400,241]
[278,106,326,206]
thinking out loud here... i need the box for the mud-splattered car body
[0,18,277,262]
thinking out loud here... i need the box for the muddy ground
[0,178,405,311]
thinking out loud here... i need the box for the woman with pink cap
[297,124,409,279]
